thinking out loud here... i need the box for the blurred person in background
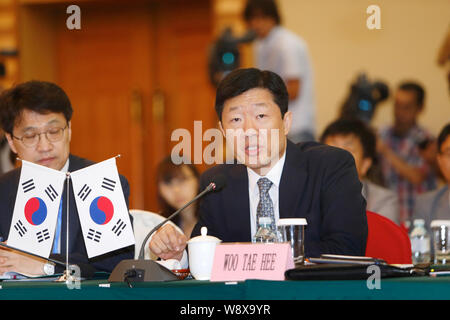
[321,118,400,225]
[377,81,438,229]
[156,156,200,238]
[0,129,14,174]
[413,123,450,232]
[243,0,316,143]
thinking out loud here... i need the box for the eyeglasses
[12,125,68,148]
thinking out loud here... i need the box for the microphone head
[211,174,226,191]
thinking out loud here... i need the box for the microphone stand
[108,182,217,284]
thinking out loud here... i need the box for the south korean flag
[70,157,135,258]
[8,160,66,258]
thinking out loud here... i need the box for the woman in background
[156,156,200,238]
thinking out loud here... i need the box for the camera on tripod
[339,73,389,123]
[208,27,256,87]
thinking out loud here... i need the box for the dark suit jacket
[0,154,134,275]
[192,140,368,258]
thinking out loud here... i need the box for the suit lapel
[227,164,252,242]
[279,140,308,219]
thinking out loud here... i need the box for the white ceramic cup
[187,227,221,280]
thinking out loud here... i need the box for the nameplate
[209,243,294,282]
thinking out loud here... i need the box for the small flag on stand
[8,160,66,258]
[70,157,135,258]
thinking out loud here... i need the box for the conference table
[1,275,449,300]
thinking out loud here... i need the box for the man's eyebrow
[229,103,268,110]
[228,105,242,112]
[227,103,269,113]
[253,103,269,107]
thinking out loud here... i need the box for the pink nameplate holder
[209,243,294,282]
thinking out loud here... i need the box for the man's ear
[219,121,225,137]
[67,121,72,142]
[5,133,18,154]
[360,157,373,178]
[282,111,292,136]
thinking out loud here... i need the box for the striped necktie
[256,177,275,230]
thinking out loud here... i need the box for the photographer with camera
[378,81,438,229]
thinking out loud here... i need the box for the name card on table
[209,243,294,282]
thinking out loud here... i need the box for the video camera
[339,73,389,123]
[208,27,256,87]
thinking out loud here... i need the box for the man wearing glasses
[0,80,133,277]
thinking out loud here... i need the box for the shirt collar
[61,157,70,172]
[247,147,287,193]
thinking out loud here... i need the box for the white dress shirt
[247,149,286,238]
[178,149,287,268]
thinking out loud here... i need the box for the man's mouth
[245,145,260,156]
[37,157,56,166]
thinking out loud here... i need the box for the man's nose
[35,133,53,151]
[243,117,257,134]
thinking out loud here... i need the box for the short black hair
[243,0,281,25]
[320,118,377,161]
[438,123,450,153]
[0,80,73,135]
[215,68,288,120]
[398,81,426,107]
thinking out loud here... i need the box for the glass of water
[431,220,450,265]
[276,218,307,265]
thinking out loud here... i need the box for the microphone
[108,174,226,284]
[137,174,226,260]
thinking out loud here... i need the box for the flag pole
[58,172,72,283]
[65,172,70,272]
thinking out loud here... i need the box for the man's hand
[376,135,428,185]
[149,224,187,261]
[0,245,46,276]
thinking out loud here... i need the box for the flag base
[108,259,180,282]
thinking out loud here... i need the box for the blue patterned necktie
[52,198,63,254]
[256,177,275,230]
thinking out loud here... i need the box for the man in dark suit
[0,81,133,277]
[150,68,368,261]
